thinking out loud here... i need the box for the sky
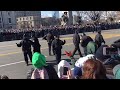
[41,11,76,18]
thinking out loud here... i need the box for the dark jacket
[81,36,93,47]
[46,33,54,43]
[16,38,33,52]
[95,45,111,61]
[95,33,105,44]
[111,39,120,49]
[31,37,41,53]
[73,32,80,46]
[52,39,66,51]
[27,65,59,79]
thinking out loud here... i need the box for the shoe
[26,64,29,66]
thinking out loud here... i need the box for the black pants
[23,51,32,65]
[55,50,61,64]
[72,45,83,57]
[48,43,52,55]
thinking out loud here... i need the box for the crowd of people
[1,22,120,42]
[1,21,120,79]
[14,26,120,79]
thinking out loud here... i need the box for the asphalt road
[0,29,120,79]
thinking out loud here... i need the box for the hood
[113,64,120,79]
[32,52,47,69]
[57,60,71,78]
[75,54,95,68]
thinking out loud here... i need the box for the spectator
[113,64,120,79]
[1,75,9,79]
[81,59,108,79]
[80,33,93,56]
[95,45,111,62]
[30,52,58,79]
[57,60,73,79]
[87,41,97,55]
[74,54,96,78]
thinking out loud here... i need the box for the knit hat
[32,52,47,69]
[113,64,120,79]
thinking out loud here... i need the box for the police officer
[31,32,41,53]
[46,31,54,56]
[72,30,83,57]
[52,35,66,64]
[16,34,33,66]
[95,30,105,48]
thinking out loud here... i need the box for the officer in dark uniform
[71,30,83,57]
[16,34,33,66]
[52,35,66,64]
[31,32,41,53]
[95,30,105,49]
[46,31,54,56]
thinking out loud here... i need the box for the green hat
[113,64,120,79]
[32,52,47,69]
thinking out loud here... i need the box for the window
[20,18,21,21]
[23,18,25,20]
[8,18,12,23]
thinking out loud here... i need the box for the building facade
[17,16,41,29]
[0,11,16,29]
[15,11,41,18]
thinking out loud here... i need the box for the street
[0,29,120,79]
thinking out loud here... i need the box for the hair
[81,59,107,79]
[1,75,9,79]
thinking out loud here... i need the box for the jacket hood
[57,60,71,78]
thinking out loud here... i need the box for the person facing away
[95,30,105,48]
[72,30,83,57]
[80,33,93,56]
[31,34,41,53]
[46,31,55,56]
[16,34,33,66]
[81,59,108,79]
[30,52,59,79]
[52,35,66,64]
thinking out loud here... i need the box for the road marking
[0,61,25,68]
[0,55,48,68]
[0,51,21,57]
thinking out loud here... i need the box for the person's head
[1,75,9,79]
[57,60,72,79]
[81,59,107,79]
[32,52,47,69]
[55,35,60,40]
[98,30,101,34]
[64,12,67,15]
[113,64,120,79]
[75,30,78,34]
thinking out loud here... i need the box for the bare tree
[84,11,104,24]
